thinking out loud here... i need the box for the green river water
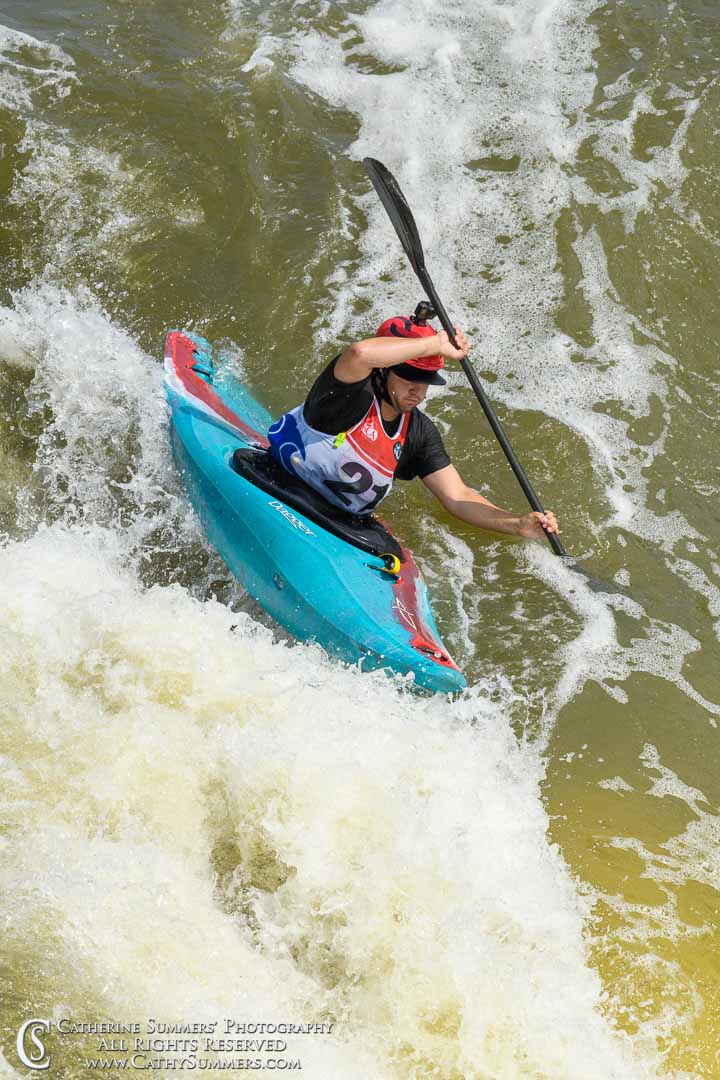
[1,2,719,1077]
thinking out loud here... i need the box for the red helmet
[376,316,445,385]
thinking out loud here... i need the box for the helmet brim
[390,362,446,386]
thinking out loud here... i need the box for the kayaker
[268,309,559,541]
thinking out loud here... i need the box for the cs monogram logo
[16,1019,51,1071]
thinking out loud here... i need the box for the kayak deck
[231,447,404,562]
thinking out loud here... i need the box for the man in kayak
[268,310,559,541]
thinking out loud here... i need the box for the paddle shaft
[362,156,566,557]
[417,266,567,557]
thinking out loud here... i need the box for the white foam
[5,61,199,278]
[0,524,657,1078]
[0,283,202,570]
[7,121,145,274]
[286,0,703,560]
[288,0,598,340]
[521,544,720,725]
[556,226,694,545]
[0,23,76,112]
[598,775,635,794]
[418,517,478,665]
[669,556,720,648]
[0,1,709,1064]
[588,746,718,1043]
[240,36,281,74]
[274,0,720,772]
[581,76,705,232]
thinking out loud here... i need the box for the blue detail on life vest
[268,412,306,477]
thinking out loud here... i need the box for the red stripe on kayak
[390,547,461,672]
[165,332,269,448]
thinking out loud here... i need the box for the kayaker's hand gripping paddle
[363,156,567,558]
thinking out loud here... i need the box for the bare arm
[335,329,469,383]
[422,465,559,540]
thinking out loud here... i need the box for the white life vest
[268,396,410,515]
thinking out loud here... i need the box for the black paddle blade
[362,158,426,274]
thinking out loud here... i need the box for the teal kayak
[164,330,466,693]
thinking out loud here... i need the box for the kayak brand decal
[392,596,418,631]
[391,557,461,671]
[268,500,315,536]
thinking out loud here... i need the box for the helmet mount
[411,301,437,327]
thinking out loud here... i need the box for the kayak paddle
[362,156,567,558]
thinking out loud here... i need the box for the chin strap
[371,367,392,405]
